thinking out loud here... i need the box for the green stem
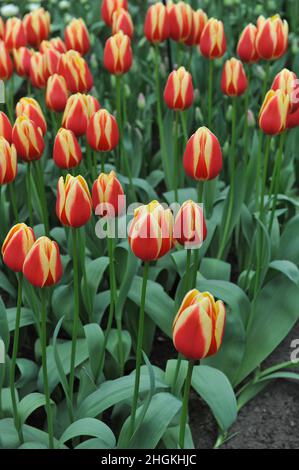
[101,152,105,173]
[8,182,18,222]
[243,67,251,165]
[173,111,179,202]
[9,273,24,444]
[259,136,271,222]
[26,163,34,226]
[40,288,54,449]
[69,228,80,407]
[34,160,49,236]
[86,141,95,181]
[180,111,188,145]
[268,133,285,232]
[179,360,194,449]
[79,229,93,323]
[208,60,214,129]
[129,262,149,437]
[255,130,263,211]
[171,354,182,395]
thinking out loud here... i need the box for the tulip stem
[171,354,182,395]
[179,360,194,449]
[208,60,214,129]
[259,135,271,221]
[34,160,50,236]
[9,273,24,444]
[129,261,149,438]
[174,111,179,202]
[180,111,188,145]
[86,141,95,182]
[268,132,285,232]
[8,182,18,223]
[26,163,34,226]
[101,152,105,173]
[69,228,80,408]
[40,288,54,449]
[243,66,251,165]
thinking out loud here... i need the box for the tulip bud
[184,9,208,46]
[0,40,13,80]
[183,126,223,181]
[221,58,248,97]
[112,8,134,39]
[64,18,90,55]
[0,112,12,143]
[256,15,288,60]
[13,47,32,77]
[104,31,133,75]
[16,97,47,135]
[199,18,226,59]
[23,236,63,287]
[58,50,93,93]
[168,1,193,43]
[46,74,69,112]
[12,116,45,162]
[101,0,128,27]
[92,171,125,217]
[0,137,17,184]
[237,23,259,63]
[247,109,255,127]
[62,93,99,136]
[43,46,61,76]
[138,93,145,110]
[23,8,51,47]
[271,68,299,112]
[129,201,174,261]
[29,52,48,88]
[56,174,92,227]
[144,2,170,44]
[2,223,35,272]
[164,67,194,111]
[53,128,82,169]
[259,89,289,135]
[40,37,67,54]
[173,200,207,248]
[87,109,119,152]
[173,289,226,360]
[4,17,27,51]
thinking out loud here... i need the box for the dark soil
[151,322,299,449]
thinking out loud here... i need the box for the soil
[151,322,299,450]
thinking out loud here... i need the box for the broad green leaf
[81,257,109,312]
[200,258,231,282]
[84,323,104,380]
[7,308,35,332]
[269,260,299,285]
[0,418,64,449]
[18,393,54,425]
[15,359,38,389]
[277,214,299,265]
[0,271,16,298]
[59,418,115,449]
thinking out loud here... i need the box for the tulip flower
[129,200,174,261]
[53,128,82,169]
[0,16,4,40]
[43,46,61,76]
[92,171,124,216]
[199,18,226,59]
[46,74,69,112]
[12,116,45,162]
[2,223,35,272]
[221,58,248,97]
[287,106,299,129]
[164,67,194,111]
[40,37,67,54]
[0,40,13,81]
[29,52,48,88]
[13,47,32,77]
[62,93,100,136]
[237,23,259,63]
[173,200,207,248]
[87,109,119,152]
[16,97,47,135]
[259,89,289,135]
[144,2,170,44]
[58,50,93,93]
[183,127,223,181]
[168,1,193,43]
[56,174,92,228]
[23,7,50,47]
[112,8,134,38]
[23,236,62,287]
[64,18,90,55]
[184,9,208,46]
[103,31,133,75]
[0,137,17,185]
[256,15,288,60]
[4,17,27,51]
[271,68,299,112]
[101,0,128,27]
[0,111,12,143]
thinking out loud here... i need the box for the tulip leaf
[277,214,299,265]
[0,418,64,449]
[59,418,115,448]
[269,260,299,285]
[200,258,232,281]
[18,393,55,425]
[7,307,35,332]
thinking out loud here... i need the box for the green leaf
[277,214,299,265]
[0,271,16,298]
[0,297,9,351]
[81,257,109,312]
[200,258,231,281]
[7,307,35,332]
[269,260,299,285]
[18,393,54,425]
[59,418,115,449]
[0,418,64,449]
[15,359,38,389]
[84,323,104,380]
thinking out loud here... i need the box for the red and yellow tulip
[13,47,32,77]
[0,40,13,81]
[2,223,35,272]
[103,31,133,75]
[256,15,288,60]
[29,52,48,88]
[173,200,207,248]
[0,137,17,185]
[58,50,93,93]
[101,0,128,27]
[62,93,100,137]
[168,1,193,43]
[164,66,194,111]
[23,7,50,47]
[16,97,47,135]
[46,74,69,112]
[4,17,27,51]
[259,89,289,135]
[144,2,170,44]
[53,128,82,169]
[64,18,90,55]
[56,174,92,228]
[92,171,125,217]
[87,109,119,152]
[237,24,259,63]
[112,8,134,39]
[12,116,45,162]
[0,112,12,143]
[184,9,208,46]
[221,58,248,97]
[199,18,226,59]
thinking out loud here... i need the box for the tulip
[183,127,223,181]
[0,16,4,40]
[23,7,50,47]
[13,47,32,77]
[256,15,288,60]
[199,18,226,59]
[92,171,124,216]
[12,116,44,162]
[168,1,193,43]
[43,46,61,76]
[173,200,207,248]
[0,136,17,185]
[23,236,62,287]
[271,68,299,112]
[164,67,194,111]
[287,106,299,129]
[87,109,119,152]
[53,128,82,169]
[0,111,12,143]
[46,74,69,112]
[62,93,100,136]
[4,17,26,51]
[237,23,259,63]
[56,174,92,228]
[46,37,67,53]
[58,50,93,93]
[221,58,248,97]
[129,200,174,261]
[64,18,90,55]
[2,223,35,272]
[16,97,47,135]
[259,89,289,135]
[85,94,101,116]
[29,52,48,88]
[112,8,134,38]
[173,289,226,359]
[184,9,208,46]
[144,2,170,44]
[101,0,128,27]
[0,40,13,80]
[103,31,132,75]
